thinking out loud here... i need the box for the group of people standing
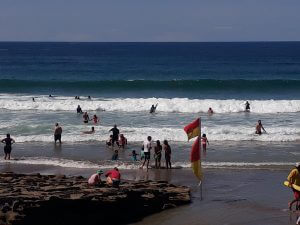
[140,136,172,171]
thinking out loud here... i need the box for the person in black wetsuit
[1,134,15,160]
[109,125,120,147]
[150,104,158,114]
[77,105,83,114]
[245,101,250,112]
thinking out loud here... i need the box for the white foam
[8,125,300,143]
[0,157,294,169]
[0,94,300,114]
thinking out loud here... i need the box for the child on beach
[106,135,113,147]
[201,133,209,151]
[88,170,103,186]
[130,150,139,161]
[111,150,119,160]
[119,134,127,149]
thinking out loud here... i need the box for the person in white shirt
[140,136,152,171]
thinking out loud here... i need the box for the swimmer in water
[83,112,90,123]
[92,115,99,124]
[150,104,158,114]
[208,107,214,114]
[82,127,95,134]
[245,101,250,112]
[255,120,267,135]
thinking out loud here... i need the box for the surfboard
[284,181,300,191]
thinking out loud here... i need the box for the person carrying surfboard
[287,163,300,210]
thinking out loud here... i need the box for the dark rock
[0,173,190,225]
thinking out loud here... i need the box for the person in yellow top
[287,163,300,210]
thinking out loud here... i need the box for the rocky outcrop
[0,173,190,225]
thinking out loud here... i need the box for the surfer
[245,101,250,112]
[77,105,83,114]
[54,123,62,144]
[255,120,266,135]
[163,140,172,169]
[82,127,95,134]
[83,112,90,123]
[109,125,120,147]
[150,104,158,114]
[287,163,300,210]
[208,107,214,114]
[1,134,15,160]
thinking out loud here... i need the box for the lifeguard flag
[191,136,202,180]
[184,118,200,141]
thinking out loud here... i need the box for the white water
[1,94,300,114]
[0,157,295,170]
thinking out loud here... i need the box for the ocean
[0,42,300,224]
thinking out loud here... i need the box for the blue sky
[0,0,299,42]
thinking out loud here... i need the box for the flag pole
[198,117,203,200]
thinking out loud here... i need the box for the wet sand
[0,163,298,225]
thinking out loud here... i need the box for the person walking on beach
[109,125,120,147]
[255,120,266,135]
[163,140,172,169]
[287,163,300,210]
[105,167,121,187]
[154,140,162,169]
[1,134,15,160]
[54,123,62,144]
[141,136,152,171]
[245,101,250,112]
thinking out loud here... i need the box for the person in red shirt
[105,167,121,187]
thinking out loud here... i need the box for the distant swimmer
[32,97,35,102]
[255,120,267,135]
[77,105,83,114]
[208,107,214,114]
[54,123,62,144]
[83,112,90,123]
[92,115,99,124]
[1,133,15,160]
[245,101,250,112]
[150,104,158,114]
[82,126,95,134]
[75,96,80,100]
[49,94,53,98]
[88,96,91,100]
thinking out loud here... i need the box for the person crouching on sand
[1,134,15,160]
[88,170,103,186]
[287,163,300,210]
[105,167,121,187]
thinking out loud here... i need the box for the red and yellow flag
[183,118,200,141]
[191,136,202,180]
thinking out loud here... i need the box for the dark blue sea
[0,42,299,169]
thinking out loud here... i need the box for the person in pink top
[105,167,121,187]
[88,170,103,186]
